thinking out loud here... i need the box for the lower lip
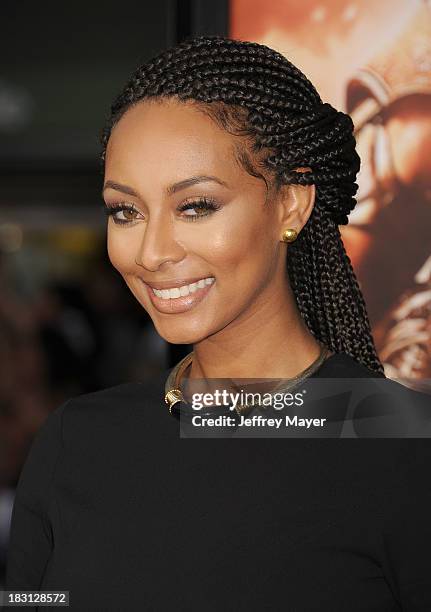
[143,280,215,314]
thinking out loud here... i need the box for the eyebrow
[102,175,229,198]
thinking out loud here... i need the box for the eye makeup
[103,196,221,225]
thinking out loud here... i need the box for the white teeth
[151,277,215,299]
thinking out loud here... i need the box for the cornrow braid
[100,34,384,375]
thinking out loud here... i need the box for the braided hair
[100,34,384,375]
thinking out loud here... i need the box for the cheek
[204,211,274,290]
[106,228,136,273]
[208,207,272,266]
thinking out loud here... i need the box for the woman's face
[103,98,288,345]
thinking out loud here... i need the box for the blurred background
[1,0,430,586]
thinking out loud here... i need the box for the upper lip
[142,276,214,290]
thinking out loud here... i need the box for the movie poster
[231,0,431,384]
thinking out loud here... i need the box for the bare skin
[103,97,329,381]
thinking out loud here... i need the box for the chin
[152,321,210,346]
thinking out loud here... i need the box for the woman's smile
[142,276,216,314]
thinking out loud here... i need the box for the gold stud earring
[281,228,298,243]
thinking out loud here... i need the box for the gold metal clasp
[164,389,184,414]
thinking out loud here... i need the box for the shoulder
[61,375,166,428]
[316,350,429,405]
[63,381,146,418]
[314,351,431,436]
[315,351,385,378]
[34,374,167,450]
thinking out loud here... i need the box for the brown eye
[103,203,140,225]
[177,197,221,222]
[121,209,137,221]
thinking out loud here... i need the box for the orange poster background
[231,0,431,384]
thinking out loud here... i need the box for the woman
[5,35,431,610]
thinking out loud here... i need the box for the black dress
[5,352,431,611]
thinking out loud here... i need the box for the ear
[276,167,316,237]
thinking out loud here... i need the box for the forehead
[105,99,240,183]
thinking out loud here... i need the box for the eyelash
[103,197,221,226]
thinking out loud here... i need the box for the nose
[134,214,186,271]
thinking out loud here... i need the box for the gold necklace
[164,342,330,415]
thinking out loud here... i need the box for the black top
[5,352,431,611]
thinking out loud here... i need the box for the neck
[186,278,329,381]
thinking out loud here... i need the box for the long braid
[100,34,384,375]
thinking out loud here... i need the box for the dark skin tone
[103,97,331,381]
